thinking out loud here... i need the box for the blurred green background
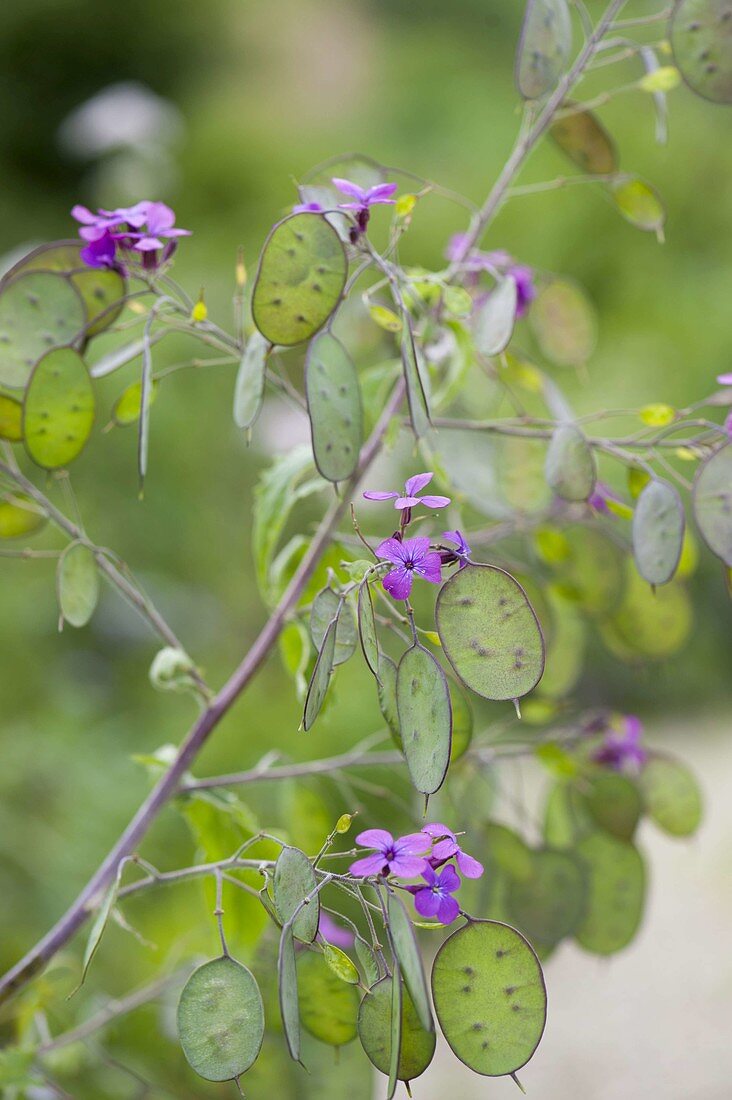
[1,0,731,1096]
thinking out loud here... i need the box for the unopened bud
[149,646,198,693]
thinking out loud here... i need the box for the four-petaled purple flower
[349,829,431,878]
[593,714,647,771]
[422,822,484,879]
[72,200,190,270]
[410,864,462,925]
[440,529,471,569]
[445,234,536,317]
[376,536,443,601]
[332,177,397,235]
[363,471,451,512]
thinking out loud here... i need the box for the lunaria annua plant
[0,0,730,1094]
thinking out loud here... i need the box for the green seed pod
[358,976,436,1083]
[632,478,685,586]
[550,107,618,175]
[297,950,360,1046]
[396,643,452,796]
[545,424,597,502]
[177,956,264,1082]
[0,272,86,389]
[273,846,320,943]
[305,332,363,482]
[516,0,572,100]
[671,0,732,104]
[22,347,94,469]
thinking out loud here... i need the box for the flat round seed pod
[449,681,473,761]
[111,379,158,427]
[23,347,95,470]
[251,213,347,346]
[57,542,99,628]
[671,0,732,104]
[516,0,573,100]
[2,240,126,337]
[302,614,337,730]
[539,588,586,699]
[233,331,269,432]
[530,278,597,368]
[278,925,301,1062]
[550,526,623,617]
[305,332,363,482]
[431,919,547,1077]
[693,443,732,566]
[297,950,360,1046]
[545,424,596,501]
[387,892,433,1032]
[396,643,452,796]
[600,564,692,661]
[632,477,685,586]
[550,107,619,175]
[0,273,85,389]
[378,654,401,744]
[0,394,23,441]
[639,752,703,837]
[310,587,357,666]
[574,832,645,955]
[611,177,666,235]
[273,846,320,943]
[0,492,47,539]
[507,848,587,949]
[584,772,643,842]
[177,956,264,1082]
[358,976,436,1082]
[473,277,518,358]
[543,781,593,849]
[436,564,545,702]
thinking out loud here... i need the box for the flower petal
[71,204,98,225]
[394,495,421,509]
[436,894,460,924]
[716,372,732,385]
[422,822,455,841]
[404,472,434,497]
[366,183,398,203]
[456,851,484,879]
[145,201,176,235]
[355,828,393,849]
[414,551,443,585]
[399,536,432,557]
[394,832,432,855]
[431,837,459,861]
[419,495,451,509]
[363,490,399,501]
[376,537,407,564]
[437,863,461,892]
[332,177,367,201]
[414,888,441,918]
[132,236,164,252]
[349,853,388,877]
[383,567,413,601]
[389,854,429,878]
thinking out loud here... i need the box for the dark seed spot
[461,985,471,993]
[312,283,322,292]
[463,966,475,976]
[471,1022,483,1032]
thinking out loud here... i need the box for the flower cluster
[445,233,536,318]
[348,823,483,925]
[72,200,190,271]
[592,714,647,771]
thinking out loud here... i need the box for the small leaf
[310,587,356,667]
[545,424,596,502]
[279,925,301,1062]
[530,279,597,368]
[575,832,645,955]
[358,975,435,1083]
[303,615,337,730]
[632,478,685,586]
[273,846,320,943]
[369,304,402,332]
[671,0,732,104]
[640,752,702,837]
[516,0,572,100]
[23,347,94,470]
[473,277,518,357]
[322,943,360,985]
[396,643,452,796]
[431,920,547,1076]
[297,950,360,1045]
[57,542,99,628]
[387,891,434,1032]
[550,107,618,174]
[692,443,732,566]
[436,564,545,702]
[233,330,269,432]
[177,956,264,1082]
[305,332,363,482]
[357,578,380,677]
[252,213,347,346]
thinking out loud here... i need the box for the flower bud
[149,646,198,693]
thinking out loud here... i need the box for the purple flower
[363,471,451,511]
[72,200,190,269]
[510,264,537,318]
[593,714,647,771]
[440,529,471,569]
[410,864,462,924]
[349,829,431,878]
[129,201,190,253]
[332,178,397,213]
[589,481,621,517]
[79,230,118,270]
[376,536,443,601]
[444,236,536,317]
[422,822,484,879]
[293,201,324,214]
[716,373,732,385]
[317,911,355,949]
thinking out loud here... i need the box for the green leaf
[302,614,337,730]
[550,106,618,174]
[177,956,264,1082]
[396,643,452,796]
[436,564,545,702]
[0,272,85,389]
[530,278,597,368]
[310,587,357,667]
[545,424,596,502]
[305,332,363,482]
[297,950,360,1045]
[0,393,23,441]
[632,478,685,586]
[233,330,270,433]
[57,542,99,628]
[639,752,703,837]
[473,277,517,357]
[322,943,360,985]
[671,0,732,104]
[357,578,380,678]
[431,920,547,1077]
[516,0,572,100]
[584,773,643,842]
[507,848,586,950]
[278,925,301,1062]
[574,832,645,955]
[401,317,431,437]
[72,857,129,995]
[386,891,433,1032]
[369,303,402,332]
[252,213,347,346]
[23,347,94,469]
[358,975,435,1083]
[611,177,666,236]
[273,846,320,943]
[0,492,46,539]
[693,443,732,566]
[252,446,319,595]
